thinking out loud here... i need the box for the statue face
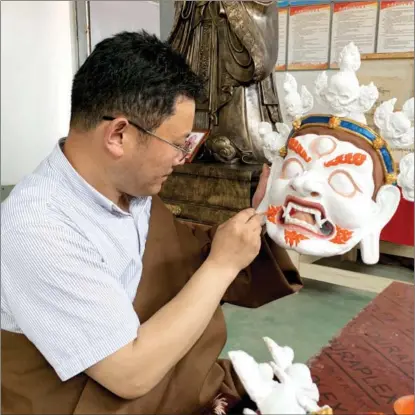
[263,134,378,257]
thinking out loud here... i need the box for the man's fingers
[248,211,266,223]
[247,213,265,233]
[232,208,257,223]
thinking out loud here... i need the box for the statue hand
[252,164,270,209]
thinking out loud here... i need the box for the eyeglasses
[102,116,191,160]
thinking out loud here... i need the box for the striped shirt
[1,138,152,381]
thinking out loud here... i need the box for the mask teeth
[283,202,293,218]
[314,211,322,227]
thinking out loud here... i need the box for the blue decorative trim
[286,114,397,185]
[339,120,376,141]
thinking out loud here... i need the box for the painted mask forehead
[289,134,371,161]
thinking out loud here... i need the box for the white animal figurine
[228,337,333,415]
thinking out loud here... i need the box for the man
[1,31,302,414]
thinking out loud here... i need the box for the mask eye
[329,170,360,197]
[281,158,304,179]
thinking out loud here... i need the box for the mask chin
[360,184,401,264]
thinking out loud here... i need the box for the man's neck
[63,131,126,209]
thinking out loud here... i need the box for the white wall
[1,1,161,186]
[1,1,77,185]
[90,1,160,50]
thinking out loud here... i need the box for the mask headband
[279,114,397,186]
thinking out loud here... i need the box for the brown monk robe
[2,196,302,414]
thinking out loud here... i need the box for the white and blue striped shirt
[1,138,152,381]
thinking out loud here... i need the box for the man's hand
[252,164,271,209]
[207,208,263,276]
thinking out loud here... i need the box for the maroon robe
[1,196,302,414]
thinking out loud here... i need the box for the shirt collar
[48,138,150,214]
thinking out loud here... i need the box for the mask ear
[256,157,284,224]
[360,185,401,264]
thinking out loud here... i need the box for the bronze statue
[168,0,282,164]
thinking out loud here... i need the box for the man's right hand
[207,208,263,276]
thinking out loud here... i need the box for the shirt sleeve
[1,221,140,381]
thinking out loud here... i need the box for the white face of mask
[258,134,400,262]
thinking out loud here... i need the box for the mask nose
[289,172,323,198]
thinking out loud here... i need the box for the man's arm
[86,257,235,398]
[85,208,263,399]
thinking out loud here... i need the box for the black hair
[70,30,204,131]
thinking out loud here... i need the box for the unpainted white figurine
[258,121,290,163]
[283,73,314,121]
[314,42,378,124]
[398,152,414,202]
[228,337,332,415]
[374,97,414,148]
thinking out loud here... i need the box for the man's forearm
[124,259,237,397]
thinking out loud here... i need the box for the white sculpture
[258,121,290,163]
[314,42,378,124]
[398,152,414,202]
[257,42,414,265]
[283,73,314,121]
[228,337,332,415]
[374,97,414,148]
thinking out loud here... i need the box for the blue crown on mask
[281,114,398,186]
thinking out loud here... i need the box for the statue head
[257,43,413,265]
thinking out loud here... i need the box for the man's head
[69,30,204,196]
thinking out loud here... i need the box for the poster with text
[330,1,377,66]
[377,0,414,53]
[276,0,289,70]
[287,1,330,70]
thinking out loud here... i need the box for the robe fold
[1,196,302,414]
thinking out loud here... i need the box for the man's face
[119,97,195,196]
[264,134,378,256]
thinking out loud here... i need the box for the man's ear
[360,185,401,264]
[104,118,129,158]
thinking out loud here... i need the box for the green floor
[220,256,413,364]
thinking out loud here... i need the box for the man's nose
[289,173,323,198]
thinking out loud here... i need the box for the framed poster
[184,130,210,163]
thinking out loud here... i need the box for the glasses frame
[102,116,190,160]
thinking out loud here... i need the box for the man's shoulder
[1,162,68,236]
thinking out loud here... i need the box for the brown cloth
[1,196,302,414]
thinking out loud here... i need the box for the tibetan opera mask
[257,43,413,264]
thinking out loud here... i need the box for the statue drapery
[168,1,282,164]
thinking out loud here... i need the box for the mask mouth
[271,195,336,239]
